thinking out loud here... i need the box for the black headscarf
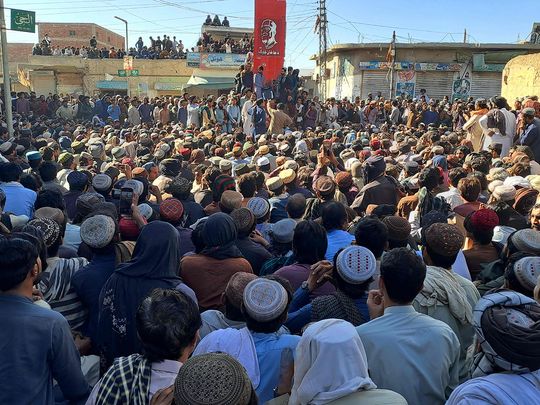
[200,213,243,260]
[98,221,182,367]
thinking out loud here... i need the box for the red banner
[253,0,286,86]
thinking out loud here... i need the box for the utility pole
[318,0,327,99]
[463,28,467,43]
[0,0,13,137]
[114,16,130,97]
[389,31,396,99]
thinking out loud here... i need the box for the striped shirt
[38,256,89,331]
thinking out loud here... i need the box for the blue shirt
[0,182,37,217]
[251,331,300,404]
[357,305,460,405]
[138,103,153,122]
[325,229,355,261]
[0,295,89,404]
[177,107,188,127]
[286,286,369,333]
[268,194,289,223]
[107,104,121,121]
[71,251,116,343]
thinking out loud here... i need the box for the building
[502,53,540,101]
[37,22,125,50]
[201,23,252,42]
[317,42,540,101]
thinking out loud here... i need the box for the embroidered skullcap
[219,159,232,171]
[123,179,144,196]
[220,190,243,212]
[514,188,538,214]
[424,223,464,257]
[212,175,235,197]
[92,173,112,191]
[270,218,297,244]
[159,198,184,223]
[256,156,270,167]
[283,160,299,171]
[339,149,356,161]
[492,184,517,202]
[431,145,444,155]
[27,217,60,247]
[225,272,258,310]
[243,278,288,322]
[258,145,270,155]
[26,151,42,161]
[504,176,530,189]
[511,229,540,255]
[470,208,499,232]
[67,170,89,190]
[313,175,336,196]
[335,171,353,189]
[278,169,296,185]
[168,176,192,195]
[235,163,250,176]
[111,146,126,160]
[336,246,376,284]
[80,214,116,248]
[492,225,516,245]
[231,208,255,234]
[76,192,105,217]
[246,197,270,219]
[266,176,284,191]
[137,203,153,220]
[58,152,73,165]
[174,353,253,405]
[132,167,147,177]
[382,216,411,242]
[513,257,540,292]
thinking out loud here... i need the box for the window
[108,36,111,42]
[69,30,76,36]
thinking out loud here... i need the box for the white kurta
[242,100,254,135]
[479,114,513,157]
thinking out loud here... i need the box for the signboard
[11,9,36,33]
[396,70,416,99]
[187,53,201,68]
[96,80,128,90]
[118,69,139,77]
[359,61,461,72]
[253,0,286,84]
[187,53,246,69]
[123,56,133,70]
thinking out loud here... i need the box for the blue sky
[7,0,540,68]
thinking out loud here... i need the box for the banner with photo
[396,70,416,98]
[253,0,286,84]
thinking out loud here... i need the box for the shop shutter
[415,71,454,100]
[360,71,391,99]
[470,72,502,99]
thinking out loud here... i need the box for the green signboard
[118,69,139,77]
[11,9,36,33]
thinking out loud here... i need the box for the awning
[155,76,189,91]
[185,74,235,89]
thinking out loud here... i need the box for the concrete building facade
[502,53,540,101]
[317,42,540,101]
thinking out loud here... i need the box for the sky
[6,0,540,68]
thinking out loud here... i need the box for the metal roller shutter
[360,71,391,99]
[415,71,453,100]
[470,72,502,99]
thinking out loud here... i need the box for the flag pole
[389,31,396,99]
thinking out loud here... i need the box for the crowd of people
[31,17,252,61]
[1,80,540,405]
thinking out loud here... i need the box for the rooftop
[327,42,540,53]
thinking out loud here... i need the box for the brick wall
[37,23,125,50]
[7,43,33,63]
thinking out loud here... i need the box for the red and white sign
[253,0,286,84]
